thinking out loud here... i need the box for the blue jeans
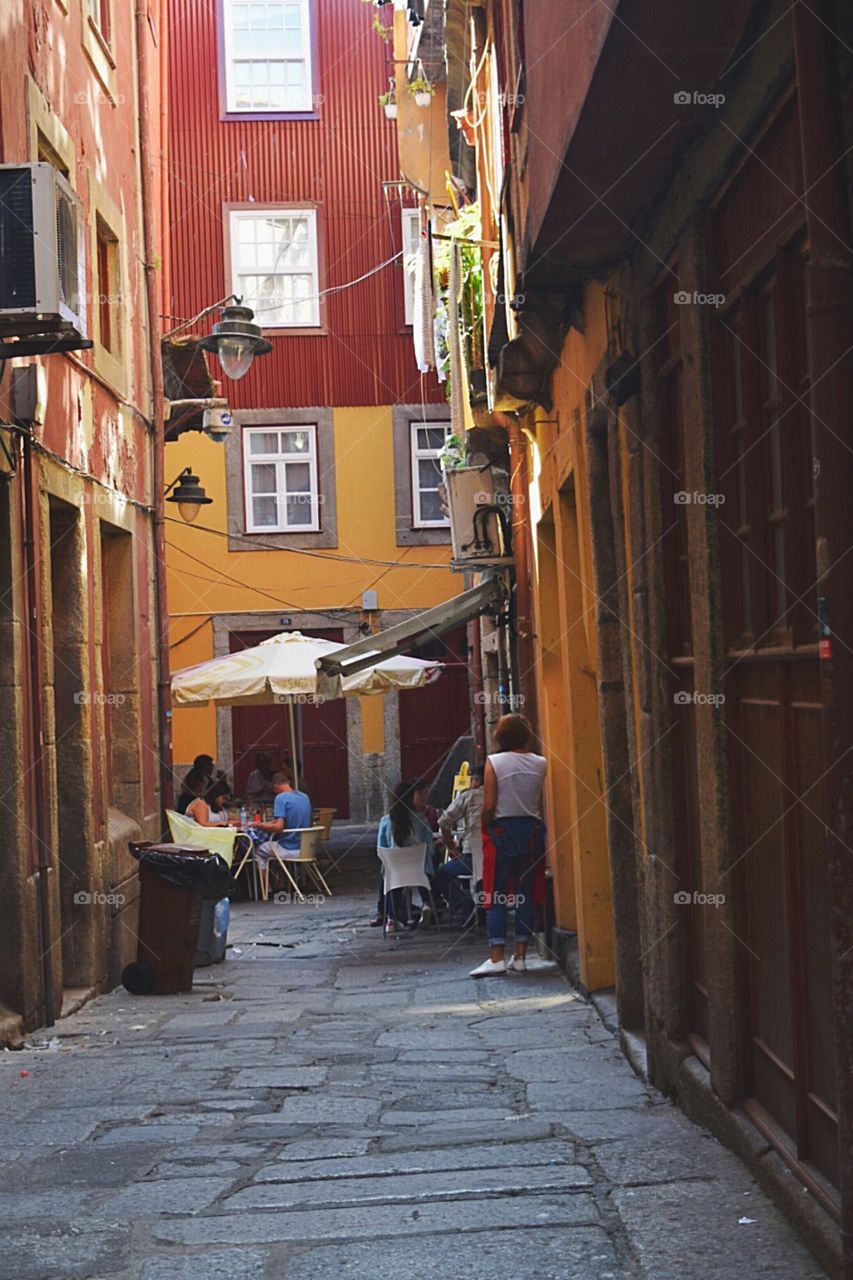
[486,846,536,947]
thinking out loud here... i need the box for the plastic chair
[255,827,331,902]
[166,810,237,866]
[378,844,441,936]
[168,810,257,900]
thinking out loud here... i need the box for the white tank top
[489,751,546,818]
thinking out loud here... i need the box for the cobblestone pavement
[2,866,826,1280]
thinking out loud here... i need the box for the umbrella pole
[288,699,299,790]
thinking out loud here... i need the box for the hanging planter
[408,75,433,108]
[379,78,397,120]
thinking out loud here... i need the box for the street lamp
[198,301,272,382]
[165,468,213,523]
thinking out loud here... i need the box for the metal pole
[500,414,537,724]
[21,433,54,1026]
[136,0,172,815]
[287,700,299,790]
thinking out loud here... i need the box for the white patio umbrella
[170,631,441,788]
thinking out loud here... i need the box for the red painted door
[398,626,471,784]
[229,630,350,818]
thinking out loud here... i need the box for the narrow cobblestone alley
[2,859,825,1280]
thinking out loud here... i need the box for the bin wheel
[122,961,155,995]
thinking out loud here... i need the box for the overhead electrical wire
[163,513,450,570]
[169,543,376,623]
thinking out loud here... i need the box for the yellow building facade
[165,403,465,821]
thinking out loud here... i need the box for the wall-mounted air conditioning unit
[442,464,514,571]
[0,163,85,336]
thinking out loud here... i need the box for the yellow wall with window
[166,405,457,767]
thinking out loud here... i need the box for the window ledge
[262,326,326,338]
[222,110,321,124]
[230,528,338,552]
[395,525,452,547]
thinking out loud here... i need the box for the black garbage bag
[128,842,236,900]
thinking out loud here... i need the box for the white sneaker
[469,957,507,978]
[507,956,527,973]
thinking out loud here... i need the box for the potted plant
[372,11,391,41]
[408,75,433,108]
[439,433,466,472]
[378,90,397,120]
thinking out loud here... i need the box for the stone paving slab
[227,1161,593,1210]
[148,1190,602,1246]
[268,1227,625,1280]
[1,878,827,1280]
[0,1228,132,1280]
[251,1138,579,1182]
[611,1182,828,1279]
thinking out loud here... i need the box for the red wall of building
[168,0,444,409]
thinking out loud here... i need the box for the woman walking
[470,714,546,977]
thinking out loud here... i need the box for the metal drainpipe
[21,432,54,1027]
[468,612,486,761]
[499,413,537,724]
[136,0,173,815]
[792,2,853,1266]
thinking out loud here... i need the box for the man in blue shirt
[255,768,313,859]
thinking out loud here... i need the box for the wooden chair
[255,827,331,902]
[312,807,336,867]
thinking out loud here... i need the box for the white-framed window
[411,421,450,527]
[243,424,320,532]
[223,0,314,114]
[402,207,421,326]
[229,208,320,328]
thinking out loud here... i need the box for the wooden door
[398,626,471,783]
[229,629,350,818]
[655,281,708,1050]
[711,99,837,1200]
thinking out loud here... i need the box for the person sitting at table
[193,754,215,786]
[175,767,206,815]
[412,776,442,832]
[246,752,276,808]
[374,779,438,933]
[186,778,237,827]
[436,765,484,912]
[254,768,313,865]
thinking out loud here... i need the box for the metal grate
[55,184,79,314]
[0,168,36,310]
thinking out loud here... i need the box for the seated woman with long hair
[186,778,236,827]
[375,779,437,934]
